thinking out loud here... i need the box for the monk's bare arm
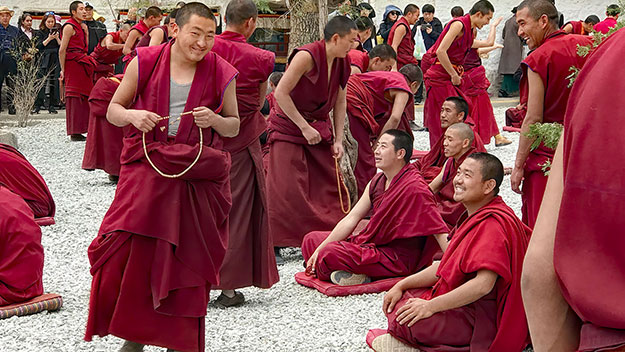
[274,51,321,144]
[107,58,159,131]
[562,23,573,34]
[333,87,347,148]
[258,80,268,108]
[476,44,503,56]
[148,28,165,46]
[511,69,545,193]
[122,30,140,55]
[198,78,240,137]
[103,34,124,51]
[390,25,406,70]
[350,65,362,75]
[58,25,74,76]
[472,17,503,48]
[436,22,463,85]
[379,90,409,135]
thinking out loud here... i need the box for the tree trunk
[288,0,320,53]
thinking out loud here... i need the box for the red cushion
[294,272,403,297]
[411,149,428,160]
[503,126,521,133]
[34,217,55,226]
[366,329,388,349]
[0,293,63,319]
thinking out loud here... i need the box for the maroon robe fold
[85,41,237,352]
[81,76,124,176]
[211,31,279,290]
[346,71,412,196]
[563,20,589,35]
[266,40,350,247]
[302,164,448,281]
[61,18,95,135]
[387,197,531,352]
[0,187,44,306]
[121,20,149,65]
[422,14,473,147]
[0,144,55,220]
[388,17,417,69]
[554,28,625,351]
[348,48,369,73]
[519,31,592,228]
[136,25,168,48]
[90,31,123,82]
[461,49,499,143]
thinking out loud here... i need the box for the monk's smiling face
[440,101,464,129]
[453,158,488,203]
[172,14,215,62]
[516,7,552,50]
[374,133,405,170]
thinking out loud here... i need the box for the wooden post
[318,0,328,39]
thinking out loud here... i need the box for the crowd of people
[0,0,624,351]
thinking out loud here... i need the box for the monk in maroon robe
[302,130,449,285]
[0,144,55,222]
[347,16,374,75]
[522,22,625,352]
[562,15,599,35]
[371,153,531,352]
[422,1,500,147]
[510,0,593,228]
[59,1,96,141]
[84,5,240,351]
[428,123,482,229]
[388,4,420,70]
[414,96,485,184]
[266,16,357,248]
[0,186,44,307]
[121,6,163,67]
[347,66,420,196]
[348,43,397,75]
[81,75,124,180]
[135,9,176,49]
[210,0,279,307]
[90,25,130,83]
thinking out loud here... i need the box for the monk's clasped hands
[395,298,437,327]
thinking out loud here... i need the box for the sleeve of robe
[458,220,511,282]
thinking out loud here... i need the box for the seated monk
[82,75,124,182]
[371,152,531,352]
[347,64,421,196]
[0,144,55,221]
[350,43,398,75]
[429,123,482,228]
[414,96,485,184]
[302,130,449,286]
[0,186,44,306]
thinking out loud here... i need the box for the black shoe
[70,134,86,141]
[108,174,119,183]
[498,89,509,98]
[274,247,285,266]
[214,291,245,308]
[48,108,58,114]
[31,108,40,114]
[8,108,16,115]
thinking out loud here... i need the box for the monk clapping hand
[126,110,160,133]
[192,106,219,129]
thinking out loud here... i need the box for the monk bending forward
[302,130,449,286]
[84,3,240,352]
[372,153,531,352]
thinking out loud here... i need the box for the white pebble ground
[0,100,523,351]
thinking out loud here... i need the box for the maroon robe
[554,28,625,351]
[302,164,448,281]
[0,187,44,306]
[422,14,473,147]
[85,42,237,352]
[346,71,412,196]
[90,31,123,82]
[0,144,55,221]
[563,20,589,35]
[266,40,350,247]
[348,48,369,73]
[61,18,95,135]
[81,75,124,176]
[210,30,279,290]
[136,25,168,48]
[121,20,149,66]
[387,197,531,352]
[519,31,592,228]
[461,49,499,143]
[388,17,417,69]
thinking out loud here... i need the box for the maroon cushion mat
[503,126,521,133]
[34,217,55,226]
[294,272,402,297]
[0,293,63,319]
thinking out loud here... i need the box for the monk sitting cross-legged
[302,130,449,286]
[371,152,531,352]
[84,3,240,351]
[429,123,484,229]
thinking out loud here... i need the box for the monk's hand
[127,109,160,133]
[332,141,344,159]
[510,166,524,194]
[383,286,403,314]
[305,250,319,276]
[192,107,218,129]
[492,16,504,27]
[396,298,436,327]
[301,125,322,145]
[451,73,461,86]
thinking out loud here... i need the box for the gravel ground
[0,101,521,352]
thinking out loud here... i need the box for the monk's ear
[462,138,470,149]
[396,148,406,161]
[171,22,180,38]
[483,178,496,195]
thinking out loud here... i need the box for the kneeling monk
[372,153,531,352]
[0,186,44,307]
[266,16,357,248]
[84,3,240,352]
[302,130,449,286]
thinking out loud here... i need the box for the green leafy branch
[566,66,580,88]
[255,0,275,14]
[525,122,563,152]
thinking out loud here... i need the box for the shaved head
[368,44,396,61]
[466,152,504,196]
[447,122,475,145]
[399,63,422,84]
[225,0,258,25]
[517,0,560,28]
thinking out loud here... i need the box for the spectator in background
[378,5,401,44]
[498,6,523,97]
[357,3,376,51]
[594,4,620,34]
[84,2,107,53]
[17,13,34,41]
[0,6,18,115]
[413,4,442,50]
[34,12,61,114]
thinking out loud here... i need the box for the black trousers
[0,50,17,111]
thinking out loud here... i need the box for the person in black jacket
[0,6,19,114]
[378,5,401,44]
[412,4,442,50]
[84,2,107,53]
[33,13,61,114]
